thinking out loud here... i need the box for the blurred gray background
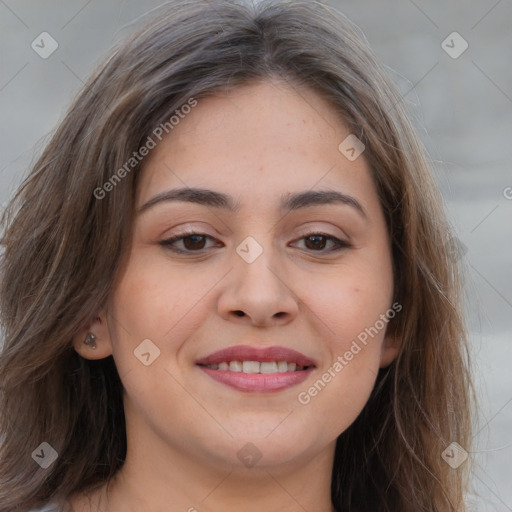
[1,0,511,509]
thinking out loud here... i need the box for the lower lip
[198,366,313,392]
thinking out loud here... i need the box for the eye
[160,231,350,255]
[160,232,221,253]
[292,232,350,252]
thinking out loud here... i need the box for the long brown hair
[0,1,473,510]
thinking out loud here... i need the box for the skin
[72,79,399,512]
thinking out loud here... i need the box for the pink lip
[196,345,316,393]
[199,366,313,392]
[196,345,316,367]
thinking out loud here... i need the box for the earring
[84,333,97,349]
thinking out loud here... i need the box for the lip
[196,345,316,367]
[199,366,313,392]
[196,345,316,393]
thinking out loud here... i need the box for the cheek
[293,264,391,427]
[296,278,387,434]
[107,251,215,370]
[106,254,210,436]
[297,359,379,441]
[304,261,393,350]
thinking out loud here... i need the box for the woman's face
[98,80,398,472]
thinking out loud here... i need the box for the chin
[205,426,328,471]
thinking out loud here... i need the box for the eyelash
[159,231,350,254]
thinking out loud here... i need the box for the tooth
[242,361,261,373]
[229,361,242,372]
[277,361,288,373]
[218,362,229,371]
[260,361,278,374]
[287,362,297,372]
[208,363,219,370]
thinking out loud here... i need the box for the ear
[73,312,114,360]
[379,329,401,368]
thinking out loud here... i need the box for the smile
[196,345,316,392]
[203,361,307,373]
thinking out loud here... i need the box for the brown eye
[181,235,207,250]
[304,235,328,250]
[293,233,350,253]
[160,233,219,253]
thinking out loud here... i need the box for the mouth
[196,345,316,393]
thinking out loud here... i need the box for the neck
[73,414,336,512]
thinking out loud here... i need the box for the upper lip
[196,345,316,367]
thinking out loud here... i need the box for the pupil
[306,235,326,250]
[184,235,205,250]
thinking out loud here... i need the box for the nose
[216,245,299,327]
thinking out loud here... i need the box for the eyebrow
[138,187,367,219]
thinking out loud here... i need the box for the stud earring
[84,333,97,349]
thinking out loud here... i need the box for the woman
[0,1,473,510]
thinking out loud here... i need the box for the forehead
[137,80,377,214]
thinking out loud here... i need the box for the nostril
[234,310,245,317]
